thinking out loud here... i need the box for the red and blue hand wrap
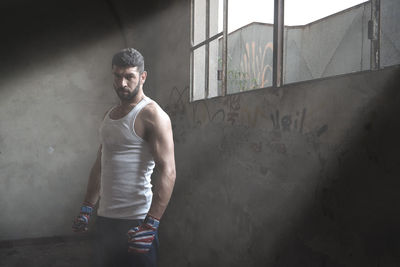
[127,215,160,254]
[72,203,94,232]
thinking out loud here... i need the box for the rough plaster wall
[0,0,124,239]
[158,69,400,267]
[122,1,400,266]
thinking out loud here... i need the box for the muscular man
[72,48,176,267]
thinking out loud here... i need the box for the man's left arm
[127,104,176,254]
[147,105,176,219]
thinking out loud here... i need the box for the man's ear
[141,71,147,84]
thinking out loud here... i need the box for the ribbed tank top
[98,96,155,220]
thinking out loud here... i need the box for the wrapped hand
[127,215,160,253]
[72,204,94,232]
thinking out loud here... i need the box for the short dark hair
[112,48,145,73]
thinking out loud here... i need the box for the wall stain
[316,124,328,137]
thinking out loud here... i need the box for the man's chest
[108,107,146,141]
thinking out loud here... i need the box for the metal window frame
[221,0,228,96]
[190,0,225,102]
[190,0,194,102]
[191,0,283,102]
[273,0,284,87]
[370,0,380,70]
[191,0,382,102]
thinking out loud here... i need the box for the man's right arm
[73,109,109,233]
[72,145,102,232]
[83,145,102,206]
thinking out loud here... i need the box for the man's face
[112,65,146,102]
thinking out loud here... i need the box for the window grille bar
[273,0,284,87]
[370,0,380,70]
[221,0,228,96]
[190,0,195,101]
[205,0,210,98]
[191,32,223,51]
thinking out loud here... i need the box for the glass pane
[381,0,400,68]
[193,46,206,101]
[284,0,370,84]
[194,0,206,45]
[227,0,274,94]
[228,0,274,33]
[210,0,223,37]
[208,38,222,98]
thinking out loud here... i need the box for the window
[191,0,223,101]
[190,0,274,101]
[226,1,274,94]
[284,0,371,84]
[191,0,400,102]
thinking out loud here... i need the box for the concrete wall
[0,0,125,240]
[162,67,400,267]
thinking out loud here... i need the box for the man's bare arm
[145,104,176,219]
[83,145,102,206]
[82,108,112,206]
[72,145,102,232]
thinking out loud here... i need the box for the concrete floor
[0,237,92,267]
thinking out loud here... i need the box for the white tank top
[98,96,155,220]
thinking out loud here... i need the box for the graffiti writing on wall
[166,86,310,134]
[164,86,190,143]
[190,94,242,126]
[165,85,329,160]
[165,86,189,117]
[270,108,307,133]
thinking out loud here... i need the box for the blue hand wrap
[80,205,93,214]
[72,204,94,232]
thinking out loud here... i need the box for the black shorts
[92,216,159,267]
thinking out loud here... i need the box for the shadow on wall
[159,68,400,267]
[0,0,178,84]
[256,71,400,266]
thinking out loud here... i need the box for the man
[72,48,176,267]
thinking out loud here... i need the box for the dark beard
[116,80,140,101]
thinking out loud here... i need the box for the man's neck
[120,92,145,108]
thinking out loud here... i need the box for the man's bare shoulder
[141,101,171,127]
